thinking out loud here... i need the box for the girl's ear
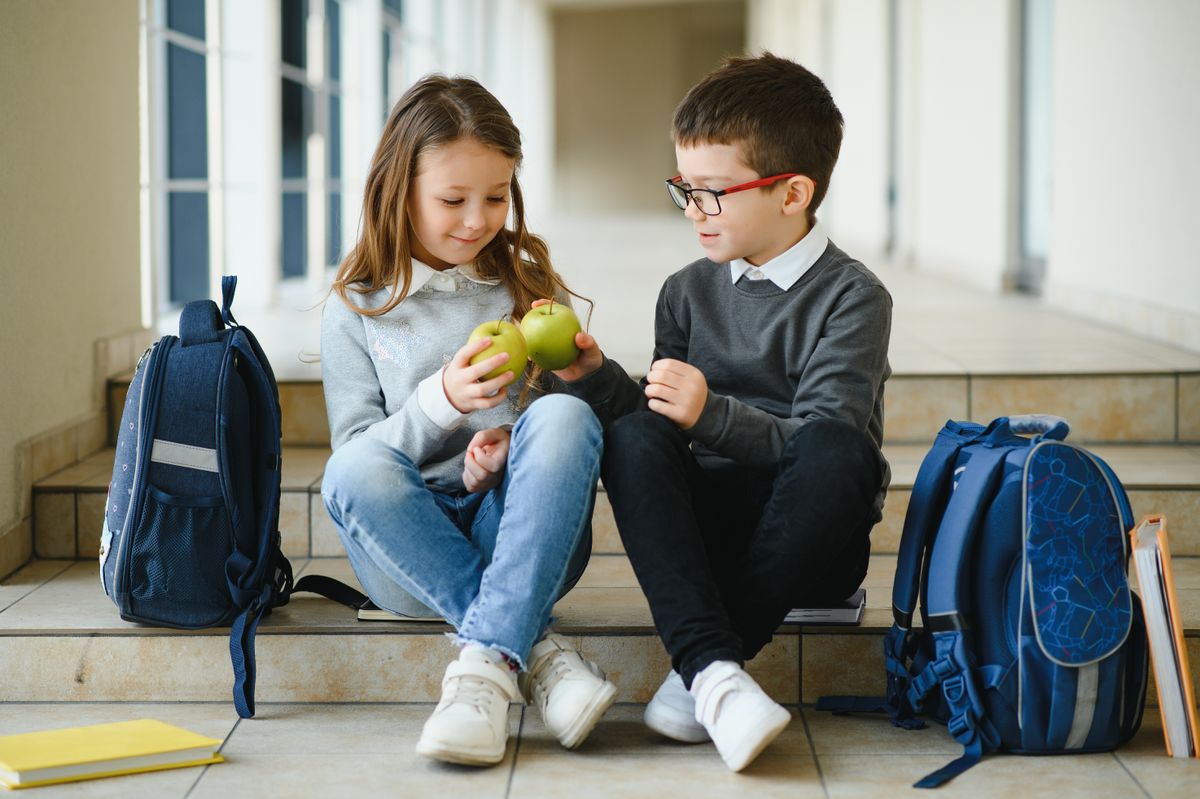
[781,175,815,217]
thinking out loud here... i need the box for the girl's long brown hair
[332,75,586,354]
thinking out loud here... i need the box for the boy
[553,53,891,771]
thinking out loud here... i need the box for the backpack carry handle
[1006,414,1069,441]
[179,275,241,347]
[179,300,226,346]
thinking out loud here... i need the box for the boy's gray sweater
[562,240,892,517]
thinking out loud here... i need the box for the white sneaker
[416,647,519,765]
[644,670,710,743]
[519,633,617,749]
[691,661,791,772]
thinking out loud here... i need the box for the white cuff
[417,368,468,430]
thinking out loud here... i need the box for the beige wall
[552,0,746,214]
[1044,0,1200,350]
[0,0,142,574]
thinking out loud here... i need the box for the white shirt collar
[728,221,829,291]
[408,259,498,293]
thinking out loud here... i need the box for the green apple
[520,302,582,370]
[467,319,528,382]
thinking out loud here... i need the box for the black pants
[602,412,883,688]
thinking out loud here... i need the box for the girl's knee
[521,394,601,442]
[321,436,417,504]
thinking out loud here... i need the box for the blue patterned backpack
[101,276,365,718]
[819,415,1148,787]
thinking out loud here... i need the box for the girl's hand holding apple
[443,337,515,413]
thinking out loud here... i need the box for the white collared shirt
[409,259,499,293]
[728,221,829,291]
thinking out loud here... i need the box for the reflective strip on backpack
[151,439,218,472]
[1065,662,1099,749]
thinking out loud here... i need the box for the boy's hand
[443,338,515,413]
[530,298,604,382]
[463,427,510,493]
[644,358,707,430]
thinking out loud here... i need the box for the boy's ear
[780,175,816,217]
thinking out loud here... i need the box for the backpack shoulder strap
[909,443,1010,788]
[817,421,979,725]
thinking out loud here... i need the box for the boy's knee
[782,418,878,478]
[607,410,675,446]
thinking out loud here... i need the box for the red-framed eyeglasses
[665,173,799,216]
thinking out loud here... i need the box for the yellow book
[1129,515,1200,758]
[0,719,223,790]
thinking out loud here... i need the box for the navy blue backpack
[819,415,1148,787]
[101,276,364,718]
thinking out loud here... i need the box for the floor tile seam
[1110,750,1154,799]
[0,561,77,616]
[505,704,525,799]
[797,707,831,799]
[184,716,243,799]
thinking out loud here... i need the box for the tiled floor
[3,703,1195,798]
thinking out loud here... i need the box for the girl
[320,75,615,766]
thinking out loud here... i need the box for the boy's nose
[683,200,708,222]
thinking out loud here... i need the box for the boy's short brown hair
[672,52,844,223]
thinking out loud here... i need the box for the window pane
[382,30,391,116]
[328,191,342,267]
[169,192,209,304]
[383,0,403,18]
[281,78,310,179]
[328,94,341,180]
[326,0,341,82]
[167,0,205,40]
[167,43,208,179]
[281,0,307,69]
[282,193,307,278]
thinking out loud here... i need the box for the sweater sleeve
[321,296,468,458]
[554,284,679,428]
[688,285,891,467]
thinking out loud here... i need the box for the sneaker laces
[442,673,503,715]
[529,650,578,706]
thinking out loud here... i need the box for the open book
[1130,515,1199,758]
[784,588,866,625]
[0,719,222,789]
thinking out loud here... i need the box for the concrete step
[32,444,1200,561]
[108,369,1200,448]
[1,553,1196,709]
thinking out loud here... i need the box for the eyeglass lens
[666,182,720,215]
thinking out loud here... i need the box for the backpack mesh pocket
[128,485,234,627]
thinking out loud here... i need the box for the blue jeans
[321,394,602,668]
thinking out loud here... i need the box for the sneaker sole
[721,705,792,772]
[644,702,710,744]
[415,737,506,766]
[556,680,618,750]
